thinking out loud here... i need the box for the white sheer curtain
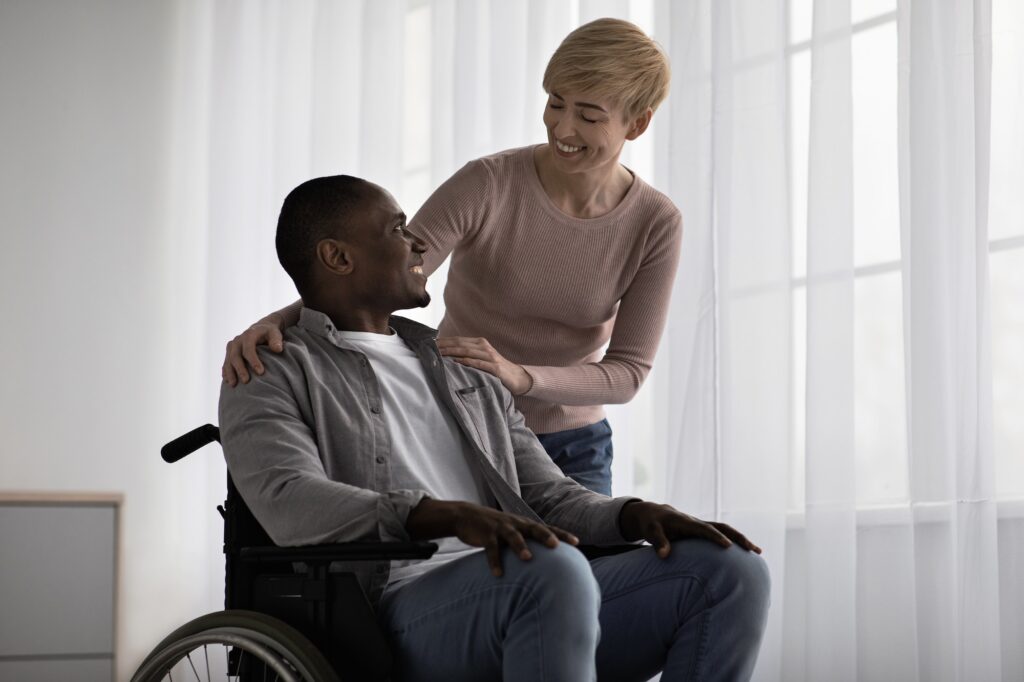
[5,0,1020,678]
[165,1,1023,679]
[650,0,1022,681]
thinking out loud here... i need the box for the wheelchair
[132,424,439,682]
[135,424,640,681]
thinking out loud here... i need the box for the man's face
[345,186,430,312]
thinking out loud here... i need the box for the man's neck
[302,296,392,334]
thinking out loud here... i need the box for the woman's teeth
[556,140,584,153]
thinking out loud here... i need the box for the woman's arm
[438,212,683,405]
[407,158,494,275]
[520,214,683,406]
[222,299,301,386]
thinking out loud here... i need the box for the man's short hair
[542,18,670,120]
[276,175,373,293]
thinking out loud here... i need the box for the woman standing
[223,19,680,496]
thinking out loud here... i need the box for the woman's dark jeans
[535,418,614,495]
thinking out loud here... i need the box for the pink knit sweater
[410,146,682,434]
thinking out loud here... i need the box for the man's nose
[410,234,427,253]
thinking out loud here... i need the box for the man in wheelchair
[218,175,770,681]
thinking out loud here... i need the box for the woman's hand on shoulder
[436,336,533,396]
[222,320,285,387]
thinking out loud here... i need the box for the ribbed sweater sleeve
[409,159,494,277]
[520,213,683,406]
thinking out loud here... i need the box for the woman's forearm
[263,299,302,328]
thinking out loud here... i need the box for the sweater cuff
[520,364,561,403]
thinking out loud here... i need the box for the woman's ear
[626,108,654,141]
[316,239,353,276]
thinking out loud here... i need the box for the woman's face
[542,90,646,176]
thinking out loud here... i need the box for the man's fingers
[699,523,732,549]
[549,526,579,546]
[649,523,672,558]
[526,524,560,549]
[485,541,504,577]
[502,526,532,561]
[712,522,761,553]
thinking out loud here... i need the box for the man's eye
[581,116,597,123]
[549,103,564,110]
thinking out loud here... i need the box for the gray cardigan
[218,307,637,605]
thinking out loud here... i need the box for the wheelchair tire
[132,609,340,682]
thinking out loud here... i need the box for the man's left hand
[619,501,763,558]
[436,336,533,395]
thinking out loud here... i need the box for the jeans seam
[389,580,539,635]
[599,572,714,682]
[390,580,547,681]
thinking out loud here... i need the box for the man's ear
[316,238,353,276]
[625,108,653,141]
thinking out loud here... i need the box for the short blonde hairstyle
[542,18,670,120]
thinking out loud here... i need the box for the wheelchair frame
[157,423,438,681]
[143,423,641,681]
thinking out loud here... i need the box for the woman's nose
[553,114,575,138]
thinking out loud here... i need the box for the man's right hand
[222,320,285,387]
[406,499,579,577]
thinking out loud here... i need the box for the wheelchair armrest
[577,543,645,561]
[239,540,438,564]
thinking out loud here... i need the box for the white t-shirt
[336,328,490,591]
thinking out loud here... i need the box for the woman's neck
[533,145,634,219]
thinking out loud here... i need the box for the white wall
[0,1,224,677]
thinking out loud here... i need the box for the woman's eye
[581,116,597,123]
[549,103,564,110]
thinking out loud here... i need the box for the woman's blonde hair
[542,18,670,120]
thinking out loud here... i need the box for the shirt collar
[298,306,438,348]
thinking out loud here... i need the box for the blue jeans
[377,539,771,681]
[536,419,614,495]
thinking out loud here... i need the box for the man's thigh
[591,540,770,682]
[376,540,598,682]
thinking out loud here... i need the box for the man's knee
[651,540,770,621]
[687,541,770,626]
[508,541,601,614]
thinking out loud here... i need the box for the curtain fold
[898,0,1002,679]
[804,0,856,679]
[170,1,1017,679]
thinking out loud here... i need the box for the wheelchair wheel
[132,610,340,682]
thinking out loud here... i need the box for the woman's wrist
[514,365,534,396]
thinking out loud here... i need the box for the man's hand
[436,337,534,395]
[406,499,578,577]
[223,320,286,387]
[619,501,762,558]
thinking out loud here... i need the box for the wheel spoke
[187,652,201,680]
[203,644,210,682]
